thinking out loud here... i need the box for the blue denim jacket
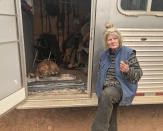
[96,46,138,106]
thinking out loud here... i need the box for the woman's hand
[120,61,129,73]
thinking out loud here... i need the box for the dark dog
[62,33,82,68]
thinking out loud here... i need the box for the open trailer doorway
[21,0,92,97]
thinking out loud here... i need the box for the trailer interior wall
[22,10,35,74]
[33,0,91,43]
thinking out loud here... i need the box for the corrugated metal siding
[119,28,163,93]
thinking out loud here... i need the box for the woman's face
[107,34,120,51]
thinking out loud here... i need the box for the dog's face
[49,61,60,75]
[37,62,50,76]
[37,60,60,77]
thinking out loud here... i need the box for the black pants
[92,86,122,131]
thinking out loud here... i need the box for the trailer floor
[28,68,88,95]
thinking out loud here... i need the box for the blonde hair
[103,22,123,50]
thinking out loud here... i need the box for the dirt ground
[0,104,163,131]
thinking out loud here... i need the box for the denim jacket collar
[106,47,122,57]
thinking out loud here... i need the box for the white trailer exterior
[92,0,163,105]
[0,0,163,117]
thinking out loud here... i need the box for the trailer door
[0,0,27,116]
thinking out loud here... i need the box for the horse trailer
[0,0,163,116]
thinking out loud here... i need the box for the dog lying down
[28,60,60,80]
[37,60,59,76]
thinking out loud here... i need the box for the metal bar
[87,0,97,97]
[0,14,16,16]
[0,40,19,45]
